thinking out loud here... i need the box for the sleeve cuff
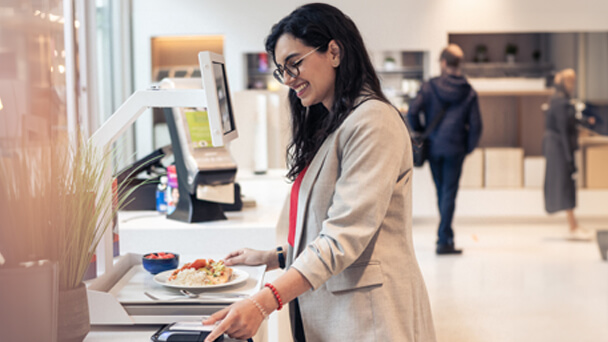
[290,246,334,290]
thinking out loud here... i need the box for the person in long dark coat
[543,68,593,240]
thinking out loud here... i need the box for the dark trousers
[429,153,466,246]
[290,298,306,342]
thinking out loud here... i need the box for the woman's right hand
[223,248,275,268]
[202,297,267,342]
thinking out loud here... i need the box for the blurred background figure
[406,44,482,255]
[543,68,594,241]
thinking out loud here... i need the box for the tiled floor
[413,217,608,342]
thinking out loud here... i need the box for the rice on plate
[167,258,233,286]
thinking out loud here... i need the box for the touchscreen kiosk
[162,51,240,223]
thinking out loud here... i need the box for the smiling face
[274,34,339,110]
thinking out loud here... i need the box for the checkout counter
[85,51,290,342]
[117,170,289,257]
[85,326,244,342]
[85,169,290,342]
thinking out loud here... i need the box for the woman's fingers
[203,308,247,342]
[223,249,247,266]
[203,317,232,342]
[202,307,228,325]
[224,249,244,260]
[203,299,262,342]
[224,248,276,268]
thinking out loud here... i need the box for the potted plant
[532,49,542,63]
[474,44,489,63]
[383,56,397,70]
[505,43,518,63]
[0,134,134,342]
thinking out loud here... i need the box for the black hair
[265,3,388,180]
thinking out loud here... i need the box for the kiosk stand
[84,52,270,331]
[164,106,231,222]
[89,51,240,274]
[159,51,240,223]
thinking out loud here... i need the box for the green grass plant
[0,135,135,289]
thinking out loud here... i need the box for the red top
[288,166,308,247]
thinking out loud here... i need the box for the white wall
[130,0,608,156]
[585,32,608,101]
[132,0,608,90]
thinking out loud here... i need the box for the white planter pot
[0,260,59,342]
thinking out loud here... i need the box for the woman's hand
[202,268,313,342]
[223,248,275,268]
[202,298,266,342]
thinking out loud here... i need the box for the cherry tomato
[145,252,177,259]
[189,259,207,270]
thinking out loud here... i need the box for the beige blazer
[283,99,436,341]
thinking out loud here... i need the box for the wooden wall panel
[478,96,519,148]
[519,95,548,156]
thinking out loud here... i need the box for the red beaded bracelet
[264,283,283,311]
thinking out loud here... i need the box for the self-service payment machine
[160,52,240,223]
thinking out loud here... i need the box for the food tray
[87,253,266,325]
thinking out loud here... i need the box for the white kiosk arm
[89,51,238,277]
[88,88,208,276]
[89,88,206,148]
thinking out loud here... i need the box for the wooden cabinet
[375,51,427,113]
[580,136,608,188]
[477,90,552,156]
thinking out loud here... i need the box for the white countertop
[117,169,290,256]
[468,77,548,92]
[86,170,287,341]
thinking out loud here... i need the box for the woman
[543,68,593,240]
[203,3,436,341]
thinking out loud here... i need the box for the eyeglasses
[272,46,322,84]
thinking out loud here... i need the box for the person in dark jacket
[543,68,594,241]
[407,44,482,255]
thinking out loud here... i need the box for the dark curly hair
[265,3,388,180]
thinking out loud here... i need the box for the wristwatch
[276,246,286,269]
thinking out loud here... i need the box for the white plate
[153,268,249,290]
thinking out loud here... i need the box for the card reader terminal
[151,322,224,342]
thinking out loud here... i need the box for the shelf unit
[376,66,425,75]
[149,35,224,149]
[463,62,553,78]
[449,32,554,74]
[245,53,275,90]
[244,51,428,110]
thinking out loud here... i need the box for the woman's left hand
[223,248,274,267]
[202,298,265,342]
